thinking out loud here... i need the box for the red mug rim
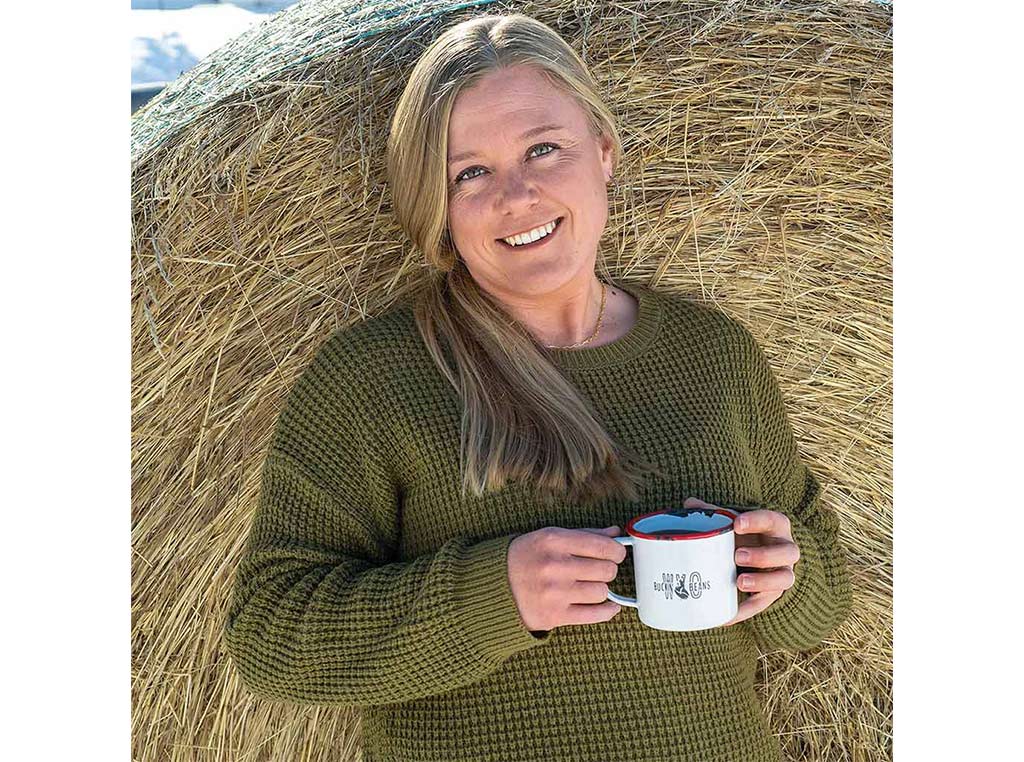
[626,507,740,541]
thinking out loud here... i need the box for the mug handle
[606,536,638,608]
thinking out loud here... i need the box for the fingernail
[741,576,754,589]
[736,549,751,562]
[735,516,746,530]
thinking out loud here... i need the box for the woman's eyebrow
[448,124,566,165]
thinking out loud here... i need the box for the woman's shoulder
[280,297,424,413]
[650,286,761,354]
[321,297,420,363]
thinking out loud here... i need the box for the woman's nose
[495,170,539,207]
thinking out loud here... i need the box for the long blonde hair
[385,13,665,506]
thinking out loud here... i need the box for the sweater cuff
[450,534,555,661]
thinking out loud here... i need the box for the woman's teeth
[502,218,559,247]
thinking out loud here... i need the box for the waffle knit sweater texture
[224,280,853,762]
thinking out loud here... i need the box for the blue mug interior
[634,509,734,534]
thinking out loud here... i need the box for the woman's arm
[736,323,854,653]
[223,335,551,708]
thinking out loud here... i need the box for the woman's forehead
[450,66,573,120]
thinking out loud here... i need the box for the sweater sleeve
[223,334,553,708]
[736,325,853,654]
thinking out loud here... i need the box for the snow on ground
[131,1,300,89]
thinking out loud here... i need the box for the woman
[224,13,852,762]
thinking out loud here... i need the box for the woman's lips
[496,216,564,250]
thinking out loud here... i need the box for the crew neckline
[545,279,664,370]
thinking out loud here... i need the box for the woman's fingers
[736,567,795,592]
[572,579,616,603]
[735,540,800,568]
[567,555,620,582]
[733,509,793,542]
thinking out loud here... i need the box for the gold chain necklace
[544,282,608,349]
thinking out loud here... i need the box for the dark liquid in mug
[645,528,711,536]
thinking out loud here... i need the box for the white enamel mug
[607,506,741,631]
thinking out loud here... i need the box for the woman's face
[445,65,614,299]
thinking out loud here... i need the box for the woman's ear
[598,131,615,181]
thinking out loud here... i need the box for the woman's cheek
[447,188,473,217]
[447,196,488,244]
[449,193,484,221]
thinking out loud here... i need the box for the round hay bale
[131,1,892,760]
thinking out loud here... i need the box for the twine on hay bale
[131,1,892,760]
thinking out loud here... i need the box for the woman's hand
[681,497,800,627]
[508,525,626,634]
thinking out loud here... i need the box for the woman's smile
[497,216,565,251]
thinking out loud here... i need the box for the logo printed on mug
[654,571,711,601]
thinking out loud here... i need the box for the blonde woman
[224,14,852,762]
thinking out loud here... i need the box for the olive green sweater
[223,280,852,762]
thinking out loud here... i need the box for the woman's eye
[455,166,485,183]
[530,142,557,158]
[453,142,559,184]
